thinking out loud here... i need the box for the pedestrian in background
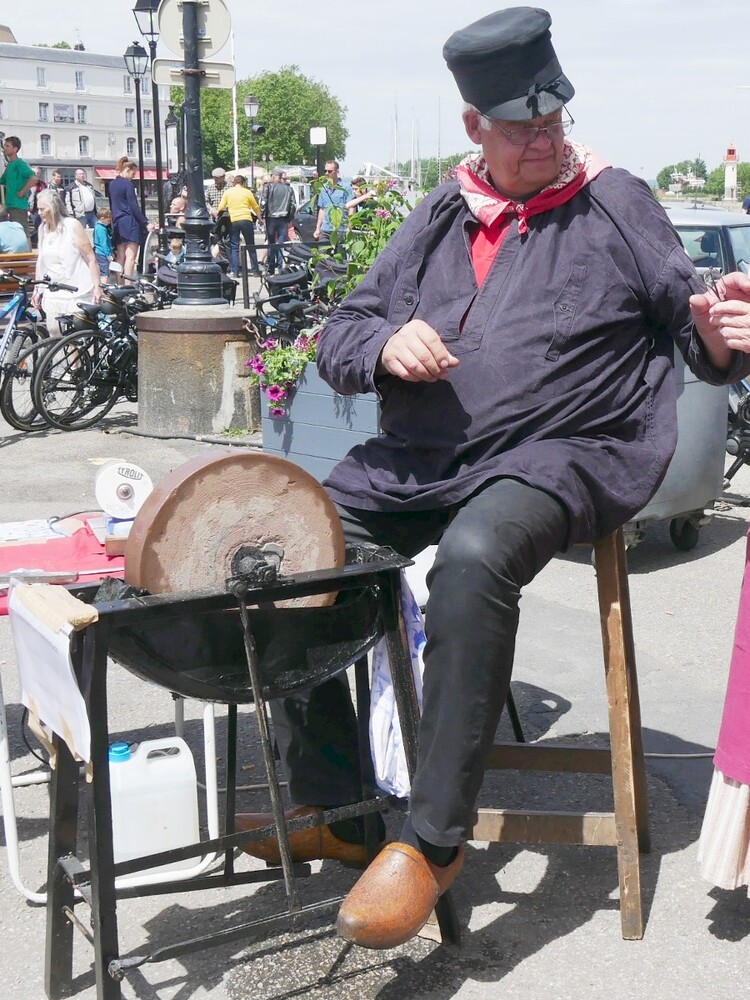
[0,136,36,238]
[0,206,30,252]
[109,159,152,282]
[217,173,261,277]
[93,207,114,284]
[260,167,297,274]
[205,166,228,220]
[66,168,98,229]
[32,189,101,335]
[313,160,353,241]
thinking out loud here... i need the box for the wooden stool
[471,527,650,940]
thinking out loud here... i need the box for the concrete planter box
[261,362,380,482]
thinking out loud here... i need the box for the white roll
[95,461,154,520]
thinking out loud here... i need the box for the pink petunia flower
[266,384,286,401]
[270,406,286,417]
[247,357,266,375]
[375,208,392,220]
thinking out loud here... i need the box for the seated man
[237,6,750,950]
[0,206,31,253]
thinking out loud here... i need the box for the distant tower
[724,143,739,201]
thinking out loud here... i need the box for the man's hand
[379,320,460,382]
[690,271,750,367]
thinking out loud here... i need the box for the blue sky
[5,0,750,181]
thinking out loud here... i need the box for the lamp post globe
[132,0,166,244]
[123,41,148,215]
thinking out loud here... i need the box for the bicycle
[29,271,172,432]
[31,324,138,431]
[0,271,77,430]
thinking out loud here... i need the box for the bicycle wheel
[33,330,121,431]
[0,336,55,431]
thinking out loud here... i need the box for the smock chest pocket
[546,263,587,360]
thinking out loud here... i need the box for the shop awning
[94,167,167,180]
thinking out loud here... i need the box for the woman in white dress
[31,189,102,336]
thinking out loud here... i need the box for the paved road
[1,409,749,999]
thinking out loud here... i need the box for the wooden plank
[485,742,612,774]
[595,528,645,940]
[471,808,618,847]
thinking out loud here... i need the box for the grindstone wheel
[124,451,346,608]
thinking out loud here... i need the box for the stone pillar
[136,305,260,436]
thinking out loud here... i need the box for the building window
[78,136,89,156]
[77,105,87,124]
[144,138,153,158]
[40,134,51,155]
[142,76,150,97]
[54,103,74,123]
[38,102,49,122]
[37,67,46,87]
[125,108,135,127]
[123,75,132,94]
[0,100,3,120]
[126,137,136,156]
[143,110,152,128]
[75,71,85,90]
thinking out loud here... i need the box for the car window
[674,227,726,272]
[726,226,750,272]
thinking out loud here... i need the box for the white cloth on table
[369,573,425,798]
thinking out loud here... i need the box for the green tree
[36,41,72,48]
[703,165,725,197]
[171,65,348,174]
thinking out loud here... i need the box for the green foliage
[36,41,72,48]
[703,165,725,197]
[393,153,471,191]
[170,65,348,175]
[657,158,710,191]
[248,181,412,416]
[313,180,413,299]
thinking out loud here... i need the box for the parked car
[663,204,750,278]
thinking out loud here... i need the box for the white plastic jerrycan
[108,737,200,875]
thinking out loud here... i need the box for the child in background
[165,235,185,265]
[93,208,114,284]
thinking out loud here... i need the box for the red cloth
[0,516,124,615]
[714,527,750,785]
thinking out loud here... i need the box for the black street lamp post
[133,0,166,246]
[123,41,148,215]
[173,0,224,304]
[243,94,262,191]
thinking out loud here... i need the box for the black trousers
[269,477,569,846]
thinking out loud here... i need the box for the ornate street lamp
[163,103,183,202]
[122,41,148,215]
[169,0,224,304]
[132,0,166,240]
[243,93,263,191]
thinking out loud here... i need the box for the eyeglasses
[486,111,574,146]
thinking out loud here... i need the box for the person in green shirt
[0,136,35,238]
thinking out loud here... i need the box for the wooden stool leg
[594,530,647,940]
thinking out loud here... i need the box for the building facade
[0,34,169,194]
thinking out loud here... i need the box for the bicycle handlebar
[0,269,77,293]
